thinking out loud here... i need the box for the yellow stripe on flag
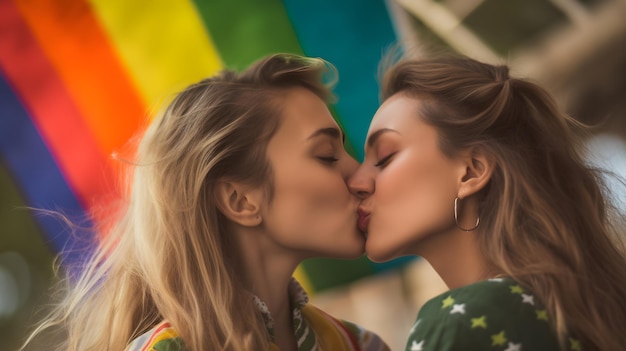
[88,0,223,110]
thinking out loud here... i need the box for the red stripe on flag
[14,0,147,161]
[0,0,114,213]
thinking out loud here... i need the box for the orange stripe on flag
[0,0,114,211]
[14,0,148,160]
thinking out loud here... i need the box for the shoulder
[424,278,522,308]
[406,279,560,351]
[126,321,185,351]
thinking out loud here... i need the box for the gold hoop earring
[454,197,480,231]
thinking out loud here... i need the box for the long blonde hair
[22,53,335,351]
[382,56,626,351]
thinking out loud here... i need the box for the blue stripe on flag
[283,0,397,161]
[0,73,95,269]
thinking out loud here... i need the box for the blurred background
[1,0,625,350]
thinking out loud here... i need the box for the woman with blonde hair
[23,53,389,351]
[349,55,626,350]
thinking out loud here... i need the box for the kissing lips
[357,210,370,234]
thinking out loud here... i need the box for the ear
[214,181,264,227]
[457,147,495,199]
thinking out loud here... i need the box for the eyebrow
[308,127,345,143]
[366,128,400,148]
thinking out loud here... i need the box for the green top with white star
[405,278,581,351]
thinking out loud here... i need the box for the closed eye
[374,153,395,168]
[318,156,339,164]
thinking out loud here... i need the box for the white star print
[450,303,466,314]
[504,342,522,351]
[410,319,421,334]
[411,340,424,351]
[521,294,534,305]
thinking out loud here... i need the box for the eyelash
[318,156,339,164]
[374,153,395,168]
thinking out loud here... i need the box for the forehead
[276,87,339,138]
[368,93,422,135]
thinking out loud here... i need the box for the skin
[218,87,362,351]
[260,88,364,260]
[349,93,493,289]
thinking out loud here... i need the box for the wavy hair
[381,55,626,351]
[21,53,336,351]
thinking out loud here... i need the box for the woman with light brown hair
[22,53,389,351]
[349,55,626,351]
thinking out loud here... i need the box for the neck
[234,227,301,350]
[417,228,492,290]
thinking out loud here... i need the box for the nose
[348,165,374,199]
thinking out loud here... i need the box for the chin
[333,239,366,259]
[365,241,398,263]
[365,253,391,263]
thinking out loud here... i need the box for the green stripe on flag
[191,0,303,70]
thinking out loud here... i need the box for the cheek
[269,168,355,234]
[264,169,362,257]
[371,155,456,248]
[287,172,350,212]
[378,154,452,207]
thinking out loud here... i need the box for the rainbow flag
[0,0,409,293]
